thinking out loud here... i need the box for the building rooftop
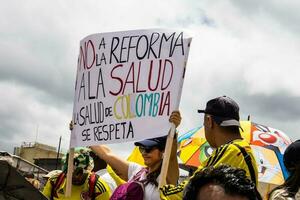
[21,142,56,152]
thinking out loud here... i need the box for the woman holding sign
[90,111,181,200]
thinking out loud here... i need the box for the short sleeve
[128,162,143,180]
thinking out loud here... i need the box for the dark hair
[145,162,162,187]
[89,151,107,172]
[183,165,261,200]
[269,162,300,198]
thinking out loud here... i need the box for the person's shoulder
[210,140,250,163]
[269,188,289,200]
[48,171,64,182]
[128,162,145,180]
[95,178,110,194]
[231,139,256,158]
[128,161,143,167]
[227,139,252,152]
[87,173,110,193]
[233,139,250,147]
[42,172,65,198]
[207,143,232,162]
[205,143,234,167]
[128,161,144,171]
[214,142,238,155]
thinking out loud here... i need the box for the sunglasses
[138,146,156,154]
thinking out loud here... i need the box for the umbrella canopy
[0,160,47,200]
[177,121,292,199]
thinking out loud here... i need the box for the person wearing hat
[160,96,259,200]
[91,110,181,200]
[42,147,111,200]
[269,140,300,200]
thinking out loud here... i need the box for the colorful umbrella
[177,121,292,199]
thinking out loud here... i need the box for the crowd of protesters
[1,96,299,200]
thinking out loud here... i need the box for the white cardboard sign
[70,29,192,147]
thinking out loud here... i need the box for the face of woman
[139,146,163,169]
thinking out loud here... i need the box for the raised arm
[90,145,130,181]
[166,111,181,185]
[69,120,130,181]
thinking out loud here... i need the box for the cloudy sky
[1,0,299,158]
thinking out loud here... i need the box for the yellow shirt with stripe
[160,139,258,200]
[42,172,111,200]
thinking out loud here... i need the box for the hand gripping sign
[70,29,192,148]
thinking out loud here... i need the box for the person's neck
[148,161,162,173]
[72,173,88,186]
[216,133,243,147]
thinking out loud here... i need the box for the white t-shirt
[128,162,160,200]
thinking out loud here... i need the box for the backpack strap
[88,172,99,200]
[131,168,148,182]
[50,172,66,200]
[233,143,257,185]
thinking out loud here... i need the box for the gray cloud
[240,93,300,121]
[232,0,300,34]
[0,32,75,105]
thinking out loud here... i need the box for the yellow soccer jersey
[42,172,111,200]
[160,139,258,200]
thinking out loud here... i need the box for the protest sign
[70,29,192,147]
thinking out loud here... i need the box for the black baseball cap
[134,135,167,150]
[283,140,300,170]
[198,96,241,127]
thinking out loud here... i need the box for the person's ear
[206,115,213,129]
